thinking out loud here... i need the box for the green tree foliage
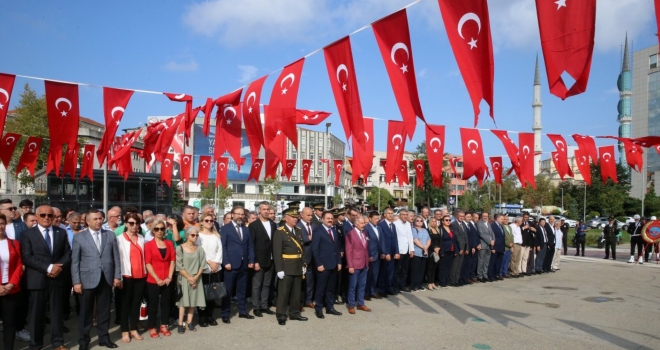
[198,182,232,209]
[644,186,660,216]
[410,143,450,208]
[366,187,393,212]
[260,177,282,204]
[520,175,554,209]
[332,193,343,208]
[171,183,185,210]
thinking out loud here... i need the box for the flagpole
[103,162,108,214]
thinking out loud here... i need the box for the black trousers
[198,273,218,320]
[314,268,337,312]
[438,254,454,286]
[605,241,616,259]
[630,236,643,257]
[29,285,64,350]
[0,291,19,350]
[450,253,464,284]
[392,253,410,292]
[575,237,585,256]
[120,277,146,332]
[543,246,555,271]
[527,249,536,272]
[303,263,315,304]
[276,274,302,320]
[15,280,29,331]
[562,235,568,255]
[147,282,172,329]
[410,256,427,289]
[426,255,439,284]
[61,270,73,319]
[79,277,113,347]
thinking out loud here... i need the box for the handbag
[139,298,148,320]
[203,272,227,303]
[175,275,184,301]
[432,252,440,263]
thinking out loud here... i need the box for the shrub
[587,211,600,218]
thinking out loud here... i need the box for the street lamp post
[583,182,587,222]
[561,188,564,212]
[324,122,331,209]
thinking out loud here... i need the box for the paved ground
[10,251,660,350]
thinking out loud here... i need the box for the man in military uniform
[273,206,308,325]
[311,203,325,226]
[333,209,347,305]
[603,216,618,260]
[560,218,570,256]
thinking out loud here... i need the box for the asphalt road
[10,252,660,350]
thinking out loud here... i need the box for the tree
[410,142,450,208]
[520,175,554,209]
[260,177,282,204]
[366,188,393,212]
[171,183,185,211]
[644,186,660,216]
[332,193,343,208]
[198,182,232,210]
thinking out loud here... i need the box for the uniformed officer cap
[332,208,345,218]
[608,215,615,220]
[283,207,299,218]
[287,201,301,209]
[312,203,325,211]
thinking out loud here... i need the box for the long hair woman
[0,213,23,350]
[144,219,175,338]
[116,213,146,342]
[426,217,441,290]
[196,212,222,327]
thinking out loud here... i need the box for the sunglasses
[152,227,165,232]
[126,221,138,226]
[443,219,451,222]
[203,219,214,223]
[1,207,17,211]
[39,213,54,218]
[189,234,198,238]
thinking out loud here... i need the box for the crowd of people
[0,198,571,349]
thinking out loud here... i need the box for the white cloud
[237,65,258,83]
[163,60,199,72]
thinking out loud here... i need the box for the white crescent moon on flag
[493,161,500,169]
[336,64,348,84]
[603,153,612,160]
[522,145,530,155]
[310,114,319,120]
[457,13,482,39]
[280,73,295,88]
[336,164,342,170]
[555,140,565,150]
[85,151,92,159]
[219,163,226,170]
[111,106,125,120]
[303,163,308,169]
[287,162,293,168]
[416,164,423,171]
[223,106,236,119]
[391,134,403,145]
[401,164,406,171]
[467,140,479,149]
[5,136,15,145]
[174,94,186,100]
[183,156,189,164]
[201,160,208,168]
[364,132,370,143]
[164,159,171,167]
[0,88,8,103]
[254,161,261,167]
[390,42,410,65]
[246,92,256,106]
[55,97,72,111]
[429,137,442,148]
[28,142,38,152]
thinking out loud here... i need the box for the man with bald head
[297,206,317,307]
[21,205,72,350]
[102,208,121,232]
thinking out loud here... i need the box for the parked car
[552,215,577,228]
[588,217,608,229]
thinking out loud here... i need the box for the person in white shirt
[392,210,414,293]
[196,213,223,327]
[509,217,523,277]
[552,221,563,271]
[143,217,155,242]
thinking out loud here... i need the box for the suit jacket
[342,220,355,238]
[364,223,382,261]
[345,228,369,270]
[297,220,316,265]
[490,222,505,252]
[377,220,399,256]
[628,221,643,236]
[10,220,28,241]
[20,225,72,289]
[311,214,322,226]
[311,224,342,269]
[71,228,121,289]
[476,220,495,250]
[544,222,556,248]
[335,222,346,254]
[449,220,468,251]
[248,219,276,269]
[272,225,304,276]
[466,221,480,253]
[440,226,458,254]
[221,223,255,270]
[2,239,23,295]
[521,221,535,246]
[535,224,549,247]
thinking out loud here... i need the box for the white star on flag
[116,121,121,126]
[226,119,232,125]
[395,145,399,150]
[0,103,4,109]
[342,84,347,91]
[282,88,288,95]
[400,64,408,73]
[276,130,281,135]
[248,106,253,114]
[61,111,68,117]
[468,38,478,49]
[433,148,438,153]
[555,0,566,10]
[472,149,476,154]
[303,115,309,120]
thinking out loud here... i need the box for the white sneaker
[638,256,644,265]
[628,256,635,263]
[16,329,30,342]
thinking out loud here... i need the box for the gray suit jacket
[476,220,495,249]
[71,228,121,289]
[450,220,467,251]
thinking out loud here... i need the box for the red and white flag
[45,80,80,176]
[163,92,193,141]
[547,133,573,179]
[160,153,174,187]
[247,158,263,183]
[16,136,42,176]
[352,118,374,185]
[551,151,572,181]
[425,124,445,187]
[216,157,229,188]
[518,132,536,189]
[413,159,424,189]
[207,89,242,138]
[385,121,406,184]
[214,91,244,168]
[321,158,331,177]
[109,130,140,169]
[296,109,332,125]
[449,156,459,178]
[536,0,596,99]
[98,87,133,166]
[372,9,426,140]
[490,156,503,185]
[282,159,296,181]
[572,134,598,163]
[333,159,343,187]
[438,0,495,126]
[491,130,520,167]
[0,73,16,135]
[197,155,211,187]
[81,144,95,181]
[142,121,166,167]
[180,154,192,183]
[63,143,79,179]
[574,148,592,185]
[397,160,409,187]
[656,0,660,48]
[201,97,215,137]
[154,113,185,162]
[599,145,617,184]
[0,133,20,168]
[266,59,305,153]
[460,128,487,184]
[622,140,643,173]
[301,159,313,186]
[243,76,268,159]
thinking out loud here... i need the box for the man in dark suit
[364,211,382,299]
[220,206,255,323]
[71,210,121,349]
[332,209,347,304]
[488,214,506,281]
[376,208,399,295]
[311,203,325,226]
[449,209,467,286]
[248,201,277,317]
[542,216,556,272]
[273,207,307,325]
[420,207,431,230]
[534,218,549,273]
[311,210,343,318]
[521,212,536,275]
[297,206,316,308]
[461,212,480,283]
[20,205,71,350]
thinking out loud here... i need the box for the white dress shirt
[37,224,55,273]
[369,223,380,240]
[197,232,223,273]
[554,228,563,250]
[510,224,523,244]
[261,219,272,239]
[5,224,15,240]
[0,239,9,284]
[393,219,415,254]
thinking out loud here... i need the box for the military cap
[608,215,615,220]
[283,207,299,218]
[287,201,301,209]
[312,203,325,210]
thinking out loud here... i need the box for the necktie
[94,232,101,252]
[44,228,52,254]
[359,230,366,246]
[236,225,242,241]
[327,228,334,242]
[390,223,394,233]
[374,225,379,240]
[307,223,312,237]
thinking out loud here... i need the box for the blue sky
[1,0,658,163]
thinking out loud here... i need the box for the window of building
[456,161,463,168]
[233,201,245,208]
[367,175,373,183]
[379,174,385,183]
[310,153,315,159]
[310,136,315,146]
[232,184,246,193]
[394,190,403,198]
[651,54,658,69]
[306,184,325,194]
[457,185,465,191]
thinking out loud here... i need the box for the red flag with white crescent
[266,59,305,155]
[264,110,286,181]
[572,134,598,163]
[214,91,244,167]
[45,80,80,176]
[425,124,445,187]
[449,156,459,178]
[201,97,215,137]
[574,148,592,185]
[108,130,140,168]
[197,155,211,187]
[180,154,192,183]
[413,160,424,189]
[160,153,174,187]
[373,9,426,140]
[99,87,133,166]
[0,133,21,168]
[0,73,16,135]
[296,109,332,125]
[438,0,495,126]
[216,157,229,188]
[321,158,331,177]
[599,145,617,184]
[324,37,366,150]
[459,128,487,184]
[142,121,166,168]
[180,105,202,146]
[155,113,185,162]
[16,136,42,176]
[63,143,80,179]
[333,159,343,187]
[81,144,95,181]
[397,160,409,187]
[163,92,193,140]
[536,0,596,99]
[490,156,503,185]
[622,138,644,173]
[247,158,263,183]
[302,159,312,186]
[386,121,406,184]
[352,118,374,185]
[281,159,297,181]
[547,133,573,178]
[243,76,267,159]
[491,130,519,167]
[518,132,536,189]
[656,0,660,48]
[551,151,571,181]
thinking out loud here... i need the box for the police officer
[603,216,618,260]
[333,209,347,305]
[628,214,644,264]
[273,207,308,325]
[311,203,325,226]
[560,219,570,256]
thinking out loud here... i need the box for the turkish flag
[373,9,426,140]
[425,124,445,187]
[449,156,459,178]
[282,159,296,181]
[438,0,495,126]
[333,159,343,187]
[180,154,192,183]
[98,87,133,166]
[214,92,244,167]
[352,118,374,185]
[0,73,16,135]
[80,144,95,181]
[491,130,520,166]
[656,0,660,48]
[572,134,599,163]
[413,159,424,189]
[16,136,42,176]
[180,106,202,146]
[163,92,193,141]
[599,145,617,184]
[518,132,536,189]
[551,152,570,180]
[154,113,185,162]
[460,128,487,183]
[216,157,229,188]
[321,158,331,177]
[201,97,215,137]
[63,143,79,179]
[160,153,175,187]
[247,158,263,183]
[45,80,80,176]
[0,133,20,168]
[142,121,166,168]
[296,109,332,125]
[397,160,409,187]
[602,137,643,173]
[197,155,211,187]
[536,0,596,99]
[324,37,366,150]
[632,135,660,148]
[264,107,286,180]
[574,148,592,185]
[386,121,406,184]
[109,130,140,169]
[264,154,280,180]
[243,76,267,159]
[301,159,312,186]
[266,59,305,153]
[490,156,503,185]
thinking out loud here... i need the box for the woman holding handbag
[145,219,175,338]
[410,216,430,292]
[0,213,24,350]
[117,213,147,343]
[176,227,206,333]
[438,215,458,288]
[426,218,442,290]
[196,212,223,327]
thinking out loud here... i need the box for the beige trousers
[520,246,531,273]
[552,248,561,270]
[510,244,522,275]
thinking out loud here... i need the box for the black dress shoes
[402,287,411,293]
[222,317,231,324]
[199,318,209,327]
[315,310,325,319]
[262,308,275,315]
[326,309,342,316]
[239,313,255,320]
[278,319,286,326]
[208,318,218,326]
[364,296,371,301]
[290,316,308,321]
[99,341,119,349]
[253,309,263,317]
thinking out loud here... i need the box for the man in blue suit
[297,207,317,308]
[220,206,255,324]
[376,208,399,296]
[462,212,480,283]
[489,214,506,281]
[311,210,343,318]
[364,211,382,299]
